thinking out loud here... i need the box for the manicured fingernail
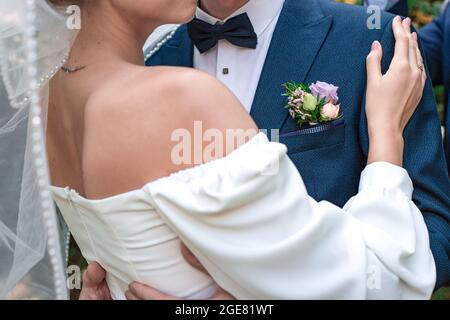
[394,15,401,22]
[404,17,411,26]
[412,32,417,40]
[371,41,380,51]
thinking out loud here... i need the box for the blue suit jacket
[419,4,450,177]
[388,0,409,17]
[147,0,450,288]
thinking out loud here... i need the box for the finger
[403,18,418,68]
[125,290,140,300]
[366,41,383,85]
[128,282,180,300]
[101,282,113,300]
[82,262,106,287]
[413,32,427,84]
[211,288,235,300]
[412,33,423,64]
[391,16,409,65]
[402,17,411,34]
[181,244,207,274]
[79,288,105,300]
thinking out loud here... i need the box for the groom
[82,0,450,298]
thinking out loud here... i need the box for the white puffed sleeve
[144,133,436,300]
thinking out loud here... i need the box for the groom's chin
[176,4,198,24]
[165,0,198,25]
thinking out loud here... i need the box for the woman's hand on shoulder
[365,16,427,166]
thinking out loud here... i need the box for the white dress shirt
[194,0,285,113]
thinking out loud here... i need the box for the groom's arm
[360,19,450,288]
[418,6,447,86]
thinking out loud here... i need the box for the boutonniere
[283,80,342,127]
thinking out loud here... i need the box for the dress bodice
[51,185,218,300]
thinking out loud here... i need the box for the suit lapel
[161,25,194,68]
[250,0,333,131]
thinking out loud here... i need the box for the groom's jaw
[200,0,250,20]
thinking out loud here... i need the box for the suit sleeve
[418,10,445,85]
[371,19,450,289]
[387,0,409,17]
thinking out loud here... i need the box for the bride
[0,0,435,299]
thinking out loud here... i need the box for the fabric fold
[146,133,436,299]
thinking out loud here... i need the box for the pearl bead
[49,248,56,257]
[38,179,46,187]
[43,211,51,219]
[37,168,46,177]
[41,189,50,198]
[144,27,179,61]
[46,220,53,229]
[32,116,41,125]
[41,200,51,209]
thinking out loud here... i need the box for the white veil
[0,0,77,299]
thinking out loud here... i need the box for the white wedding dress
[51,133,436,300]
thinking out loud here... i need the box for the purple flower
[309,81,339,104]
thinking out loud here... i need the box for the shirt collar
[195,0,285,37]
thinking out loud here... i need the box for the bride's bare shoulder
[81,66,256,198]
[84,66,250,130]
[83,66,255,146]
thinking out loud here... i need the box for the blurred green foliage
[409,0,443,16]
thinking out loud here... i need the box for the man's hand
[125,283,233,300]
[125,244,235,300]
[79,262,112,300]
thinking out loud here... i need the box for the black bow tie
[187,13,258,54]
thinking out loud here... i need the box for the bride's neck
[67,3,157,67]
